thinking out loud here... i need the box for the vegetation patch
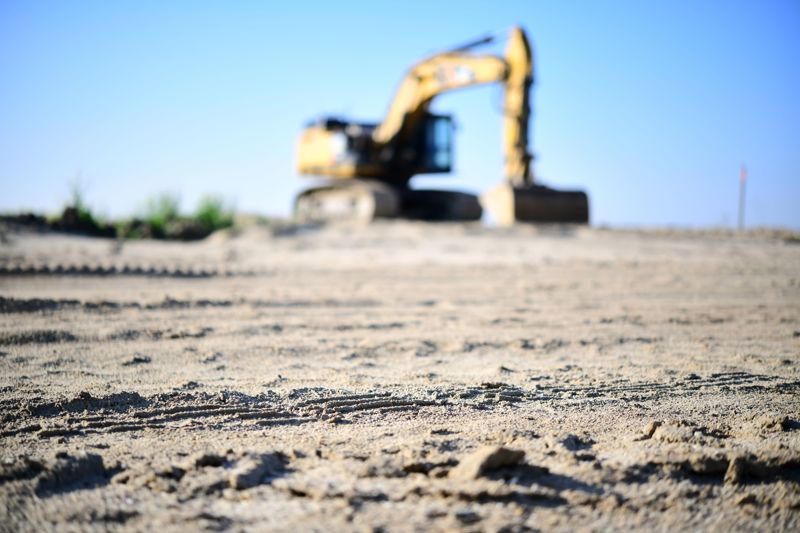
[1,185,236,241]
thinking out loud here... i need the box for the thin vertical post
[738,165,747,231]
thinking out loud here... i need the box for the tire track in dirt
[3,372,795,440]
[1,390,443,439]
[0,296,381,314]
[529,371,799,402]
[0,330,80,346]
[294,391,439,419]
[0,262,260,278]
[0,326,215,346]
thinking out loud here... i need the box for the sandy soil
[1,222,799,532]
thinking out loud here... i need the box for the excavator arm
[501,27,534,187]
[373,27,534,187]
[371,54,507,145]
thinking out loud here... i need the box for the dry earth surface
[1,222,799,532]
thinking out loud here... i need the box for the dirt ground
[1,222,799,532]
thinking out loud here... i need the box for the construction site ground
[1,222,799,531]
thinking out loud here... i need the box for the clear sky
[1,1,798,228]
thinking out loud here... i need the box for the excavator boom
[371,27,533,187]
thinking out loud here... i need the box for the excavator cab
[295,113,481,223]
[297,113,453,181]
[409,114,453,175]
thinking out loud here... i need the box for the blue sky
[1,1,798,228]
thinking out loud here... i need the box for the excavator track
[294,182,482,223]
[294,182,400,223]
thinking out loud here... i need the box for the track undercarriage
[294,181,483,223]
[294,181,588,225]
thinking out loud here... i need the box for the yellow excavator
[294,26,588,225]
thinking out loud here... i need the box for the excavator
[294,26,588,225]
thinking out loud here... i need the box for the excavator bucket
[481,183,589,226]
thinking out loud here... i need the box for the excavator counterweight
[294,26,589,225]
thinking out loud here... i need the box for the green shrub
[140,192,181,236]
[194,194,235,232]
[67,180,96,225]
